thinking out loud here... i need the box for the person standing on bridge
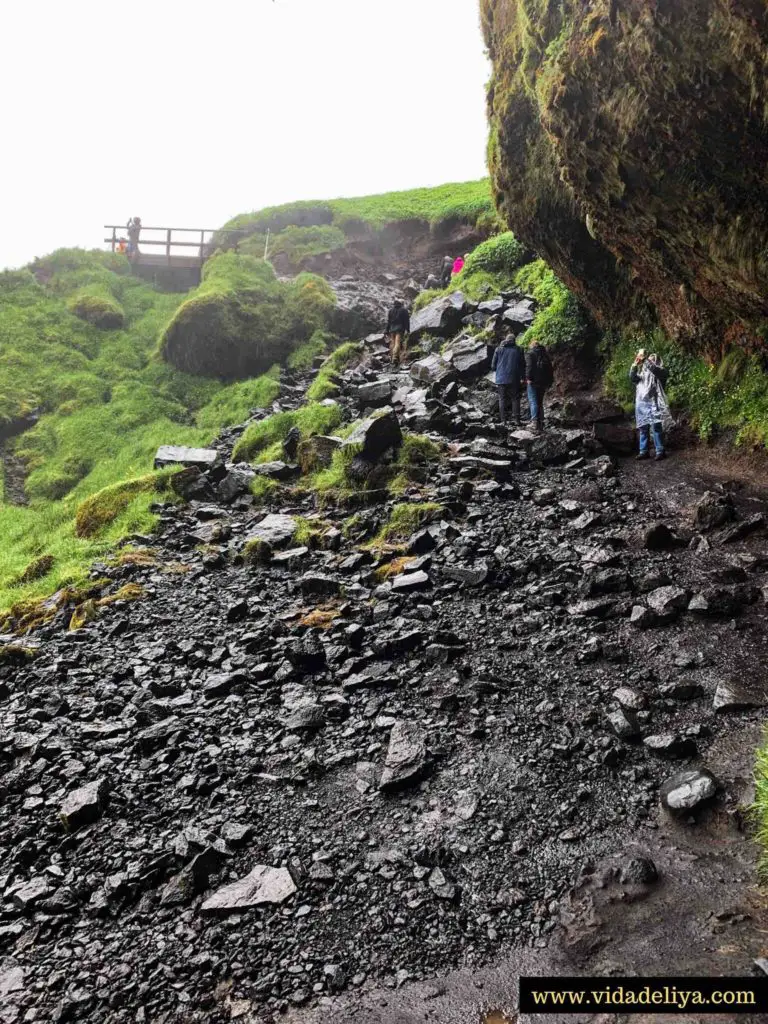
[630,349,672,460]
[126,216,142,258]
[385,298,410,367]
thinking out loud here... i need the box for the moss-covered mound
[160,252,336,379]
[482,0,768,349]
[67,286,125,329]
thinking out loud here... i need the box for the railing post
[200,230,205,261]
[111,227,116,253]
[166,228,172,261]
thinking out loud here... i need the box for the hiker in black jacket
[385,299,410,366]
[525,339,554,431]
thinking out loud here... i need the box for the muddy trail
[2,318,768,1024]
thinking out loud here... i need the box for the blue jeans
[527,384,545,429]
[639,422,664,454]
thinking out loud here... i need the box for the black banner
[519,976,768,1014]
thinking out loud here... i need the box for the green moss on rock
[160,252,336,379]
[67,287,125,329]
[482,0,768,349]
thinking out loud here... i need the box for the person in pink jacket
[452,255,465,276]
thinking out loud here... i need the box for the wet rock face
[481,0,768,344]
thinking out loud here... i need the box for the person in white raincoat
[629,349,673,460]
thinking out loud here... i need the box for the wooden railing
[104,225,231,260]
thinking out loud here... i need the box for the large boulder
[409,355,457,387]
[330,278,399,337]
[409,292,467,340]
[501,299,535,329]
[342,407,402,461]
[443,337,492,380]
[482,0,768,346]
[355,379,393,408]
[660,769,718,816]
[693,492,735,532]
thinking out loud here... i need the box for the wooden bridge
[104,224,248,290]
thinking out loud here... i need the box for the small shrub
[463,232,527,276]
[306,342,362,401]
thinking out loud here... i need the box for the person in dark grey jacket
[385,299,410,366]
[491,334,526,424]
[525,338,554,431]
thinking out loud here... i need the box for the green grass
[222,180,494,244]
[0,474,175,623]
[287,330,333,372]
[413,232,530,309]
[514,260,592,347]
[754,734,768,873]
[389,434,442,495]
[373,502,443,544]
[239,225,348,266]
[232,402,344,463]
[306,342,362,400]
[0,250,302,617]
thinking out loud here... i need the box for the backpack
[538,347,554,388]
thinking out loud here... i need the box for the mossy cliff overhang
[481,0,768,347]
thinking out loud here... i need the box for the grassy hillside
[219,179,497,264]
[0,251,283,617]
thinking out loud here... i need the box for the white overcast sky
[2,0,490,270]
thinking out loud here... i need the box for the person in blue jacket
[491,334,526,425]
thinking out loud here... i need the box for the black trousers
[498,383,521,424]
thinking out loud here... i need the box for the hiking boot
[654,451,667,461]
[636,452,650,460]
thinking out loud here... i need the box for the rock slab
[154,446,220,470]
[200,865,297,914]
[379,722,429,791]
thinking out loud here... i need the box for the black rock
[379,721,430,790]
[409,292,467,340]
[59,778,109,831]
[342,407,402,462]
[643,733,697,758]
[642,522,677,551]
[693,491,734,532]
[287,635,327,674]
[660,768,718,815]
[620,856,658,886]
